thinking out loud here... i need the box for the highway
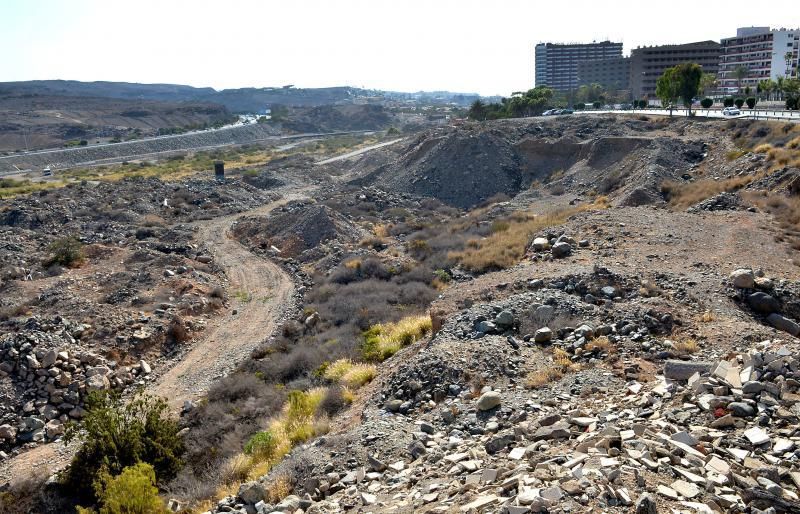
[0,129,377,177]
[577,107,800,122]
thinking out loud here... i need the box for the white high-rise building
[718,27,800,95]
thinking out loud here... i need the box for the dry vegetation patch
[450,199,609,272]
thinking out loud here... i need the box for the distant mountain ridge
[0,80,493,112]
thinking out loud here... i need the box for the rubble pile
[210,342,800,514]
[0,317,152,450]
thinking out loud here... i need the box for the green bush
[745,97,756,109]
[734,98,745,108]
[575,102,585,110]
[244,431,278,461]
[592,101,602,109]
[723,97,734,107]
[700,98,713,109]
[46,236,85,267]
[78,462,169,514]
[787,96,799,110]
[638,100,647,109]
[62,391,184,504]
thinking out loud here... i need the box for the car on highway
[559,109,574,115]
[542,109,557,116]
[722,107,741,116]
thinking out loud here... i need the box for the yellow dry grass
[324,359,376,389]
[526,347,581,388]
[450,198,609,272]
[363,315,433,361]
[662,175,755,209]
[674,338,699,354]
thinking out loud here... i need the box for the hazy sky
[2,0,797,96]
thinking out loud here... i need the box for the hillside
[3,114,800,514]
[0,91,234,152]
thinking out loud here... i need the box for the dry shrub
[167,316,191,343]
[141,214,167,227]
[373,223,390,237]
[585,335,613,354]
[700,310,715,322]
[526,347,579,389]
[754,143,773,154]
[788,136,800,150]
[661,175,754,209]
[219,454,252,485]
[526,366,564,388]
[266,475,293,503]
[673,338,699,354]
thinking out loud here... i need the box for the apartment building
[629,41,721,99]
[577,57,631,91]
[534,41,623,92]
[718,27,800,95]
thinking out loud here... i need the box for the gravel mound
[233,203,363,262]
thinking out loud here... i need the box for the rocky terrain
[3,114,800,514]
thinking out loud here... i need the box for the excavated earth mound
[353,119,707,209]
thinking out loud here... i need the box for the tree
[745,97,757,109]
[734,98,745,108]
[656,63,702,116]
[656,68,679,115]
[77,463,169,514]
[467,100,487,121]
[732,65,749,94]
[699,73,718,97]
[62,391,184,504]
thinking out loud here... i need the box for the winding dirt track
[1,193,304,485]
[152,195,300,410]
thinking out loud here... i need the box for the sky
[1,0,797,96]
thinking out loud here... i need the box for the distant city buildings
[629,41,721,99]
[534,41,623,93]
[718,27,799,95]
[534,25,800,101]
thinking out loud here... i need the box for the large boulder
[551,242,572,259]
[238,481,266,505]
[0,424,16,440]
[747,292,780,314]
[730,269,755,289]
[767,313,800,336]
[85,374,111,391]
[476,391,502,411]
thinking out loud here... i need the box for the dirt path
[151,194,303,409]
[0,192,307,485]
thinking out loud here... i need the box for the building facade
[629,41,721,100]
[718,27,800,95]
[577,57,631,91]
[534,41,623,92]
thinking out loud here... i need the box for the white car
[722,107,741,116]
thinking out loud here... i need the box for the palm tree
[776,76,786,100]
[732,66,749,94]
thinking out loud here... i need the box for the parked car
[559,109,574,115]
[722,107,741,116]
[542,109,557,116]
